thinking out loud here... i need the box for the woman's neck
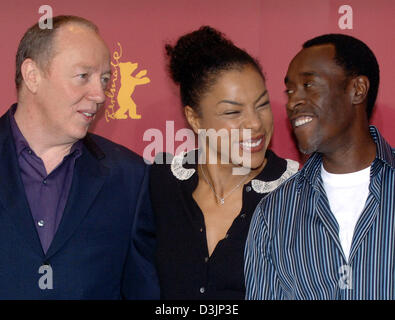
[198,157,267,197]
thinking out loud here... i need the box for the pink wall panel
[0,0,393,162]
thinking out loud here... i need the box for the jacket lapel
[0,112,44,257]
[314,183,346,261]
[45,136,109,259]
[348,171,380,263]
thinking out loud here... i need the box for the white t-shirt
[321,164,371,260]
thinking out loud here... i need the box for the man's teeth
[82,112,94,117]
[241,138,262,148]
[295,116,313,127]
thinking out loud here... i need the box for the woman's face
[186,64,273,170]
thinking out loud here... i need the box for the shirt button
[204,257,209,263]
[199,228,203,232]
[225,234,229,239]
[240,214,246,219]
[200,287,205,294]
[37,220,45,227]
[246,186,252,192]
[43,179,47,185]
[28,149,32,155]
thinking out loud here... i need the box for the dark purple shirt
[9,106,82,253]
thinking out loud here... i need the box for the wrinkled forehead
[292,44,336,69]
[285,44,346,81]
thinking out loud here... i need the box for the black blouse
[149,149,298,300]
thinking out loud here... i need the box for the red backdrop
[1,0,394,162]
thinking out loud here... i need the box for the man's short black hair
[303,34,379,119]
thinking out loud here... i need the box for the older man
[245,34,394,299]
[0,15,159,299]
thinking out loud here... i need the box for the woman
[150,26,299,299]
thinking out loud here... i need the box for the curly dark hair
[165,26,264,113]
[303,34,380,120]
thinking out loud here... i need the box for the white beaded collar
[170,151,299,193]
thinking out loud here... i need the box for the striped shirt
[244,126,395,299]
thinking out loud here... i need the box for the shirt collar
[297,125,394,190]
[9,104,29,157]
[170,148,292,186]
[9,104,83,158]
[369,125,395,169]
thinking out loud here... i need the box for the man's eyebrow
[72,65,112,76]
[284,72,319,84]
[301,71,319,77]
[73,65,94,71]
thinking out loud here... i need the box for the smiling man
[245,34,395,299]
[0,15,159,299]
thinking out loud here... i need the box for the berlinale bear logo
[105,42,150,121]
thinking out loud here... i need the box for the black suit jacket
[0,107,159,299]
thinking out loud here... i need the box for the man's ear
[184,105,201,134]
[20,58,42,94]
[351,75,369,105]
